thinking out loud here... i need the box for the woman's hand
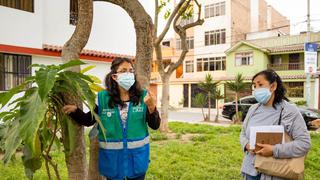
[245,143,254,154]
[255,143,274,157]
[144,88,156,113]
[63,105,77,114]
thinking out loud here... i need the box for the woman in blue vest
[63,57,161,180]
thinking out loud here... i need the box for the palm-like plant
[0,60,104,179]
[225,73,246,124]
[214,88,224,123]
[198,74,219,122]
[193,93,207,121]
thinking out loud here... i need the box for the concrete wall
[194,0,231,66]
[0,0,43,48]
[231,0,251,45]
[156,83,184,108]
[270,6,290,34]
[0,0,137,55]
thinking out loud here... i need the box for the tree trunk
[89,1,153,179]
[61,0,93,179]
[201,107,206,121]
[88,137,105,180]
[235,93,239,124]
[160,76,170,132]
[207,92,211,122]
[95,0,154,88]
[215,99,219,123]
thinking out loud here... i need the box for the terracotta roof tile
[43,44,134,60]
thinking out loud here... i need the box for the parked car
[222,96,320,130]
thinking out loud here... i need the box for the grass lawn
[1,122,319,180]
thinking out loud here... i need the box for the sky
[265,0,320,34]
[88,0,320,55]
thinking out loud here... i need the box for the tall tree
[93,1,155,179]
[154,0,204,132]
[61,0,93,179]
[226,73,246,124]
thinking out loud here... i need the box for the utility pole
[306,0,311,108]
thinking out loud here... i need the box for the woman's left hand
[144,88,156,113]
[255,143,274,157]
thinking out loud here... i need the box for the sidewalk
[167,108,233,127]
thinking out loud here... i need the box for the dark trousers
[244,173,261,180]
[107,174,145,180]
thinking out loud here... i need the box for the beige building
[151,0,290,109]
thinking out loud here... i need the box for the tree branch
[168,0,204,74]
[154,0,159,38]
[154,0,187,45]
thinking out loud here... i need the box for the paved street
[167,108,233,127]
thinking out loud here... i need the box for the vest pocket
[99,149,121,178]
[132,145,150,176]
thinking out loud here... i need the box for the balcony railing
[267,63,304,71]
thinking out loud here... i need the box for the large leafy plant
[0,60,104,179]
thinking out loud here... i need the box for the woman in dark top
[63,57,161,180]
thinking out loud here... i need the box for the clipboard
[249,125,285,150]
[255,132,283,151]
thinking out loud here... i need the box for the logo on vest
[101,109,115,117]
[132,106,144,113]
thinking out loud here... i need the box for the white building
[0,0,136,93]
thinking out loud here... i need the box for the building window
[205,29,226,46]
[70,0,78,25]
[284,82,304,98]
[176,37,194,50]
[235,52,253,66]
[197,56,226,72]
[204,1,225,18]
[0,53,32,91]
[272,55,282,64]
[162,41,170,47]
[0,0,34,12]
[185,60,194,73]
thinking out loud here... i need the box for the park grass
[1,122,319,180]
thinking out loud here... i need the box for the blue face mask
[253,87,272,104]
[116,72,135,91]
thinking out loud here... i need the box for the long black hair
[105,57,142,108]
[252,69,289,108]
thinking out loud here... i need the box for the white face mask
[253,87,272,104]
[116,72,135,91]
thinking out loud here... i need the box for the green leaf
[164,9,171,19]
[89,83,104,93]
[88,75,102,84]
[61,71,96,109]
[35,68,59,101]
[59,60,86,71]
[19,88,47,155]
[3,120,22,164]
[0,84,25,109]
[22,145,42,180]
[60,115,77,155]
[193,93,206,108]
[29,64,47,69]
[81,65,96,74]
